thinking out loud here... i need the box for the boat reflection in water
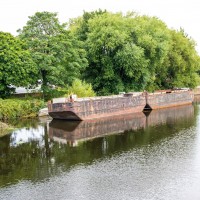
[49,112,146,146]
[193,95,200,103]
[146,104,194,127]
[49,104,194,146]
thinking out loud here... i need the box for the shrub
[0,99,45,121]
[66,79,96,98]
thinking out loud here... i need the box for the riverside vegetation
[0,98,45,121]
[0,98,45,136]
[0,121,13,137]
[0,80,95,135]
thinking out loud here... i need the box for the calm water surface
[1,103,200,200]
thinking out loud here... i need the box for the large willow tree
[70,11,200,94]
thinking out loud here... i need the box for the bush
[66,79,96,98]
[0,99,45,121]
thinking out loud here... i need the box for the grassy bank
[0,121,14,137]
[0,98,45,121]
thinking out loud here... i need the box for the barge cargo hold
[48,92,146,120]
[146,89,194,110]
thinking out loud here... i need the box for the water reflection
[194,94,200,103]
[49,104,194,146]
[0,104,198,195]
[49,112,146,146]
[10,126,44,147]
[146,104,194,127]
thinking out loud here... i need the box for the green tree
[69,9,107,41]
[128,15,172,91]
[85,13,128,94]
[18,11,88,99]
[0,32,37,98]
[70,11,200,94]
[77,12,150,94]
[165,29,200,88]
[114,43,149,91]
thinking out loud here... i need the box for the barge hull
[48,105,145,120]
[146,90,194,110]
[48,93,146,121]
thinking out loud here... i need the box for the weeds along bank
[0,121,14,137]
[0,98,45,121]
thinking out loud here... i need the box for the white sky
[1,0,200,54]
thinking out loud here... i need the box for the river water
[1,102,200,200]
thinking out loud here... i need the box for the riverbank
[0,121,13,137]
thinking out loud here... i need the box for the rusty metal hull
[48,94,146,120]
[146,90,194,110]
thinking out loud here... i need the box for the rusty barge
[48,92,146,120]
[49,104,194,146]
[48,89,194,121]
[146,89,194,110]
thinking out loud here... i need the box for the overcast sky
[1,0,200,54]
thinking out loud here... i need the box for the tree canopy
[0,32,37,98]
[18,11,88,98]
[165,29,200,88]
[1,10,199,98]
[69,11,200,94]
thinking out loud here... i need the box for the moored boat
[48,92,146,120]
[48,104,194,146]
[145,89,194,110]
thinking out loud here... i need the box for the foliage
[0,99,45,121]
[114,43,149,91]
[66,79,96,97]
[72,12,151,94]
[128,15,172,91]
[165,29,200,88]
[43,87,67,100]
[83,12,133,94]
[70,11,200,94]
[69,9,107,41]
[1,10,199,98]
[18,11,88,100]
[0,32,37,98]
